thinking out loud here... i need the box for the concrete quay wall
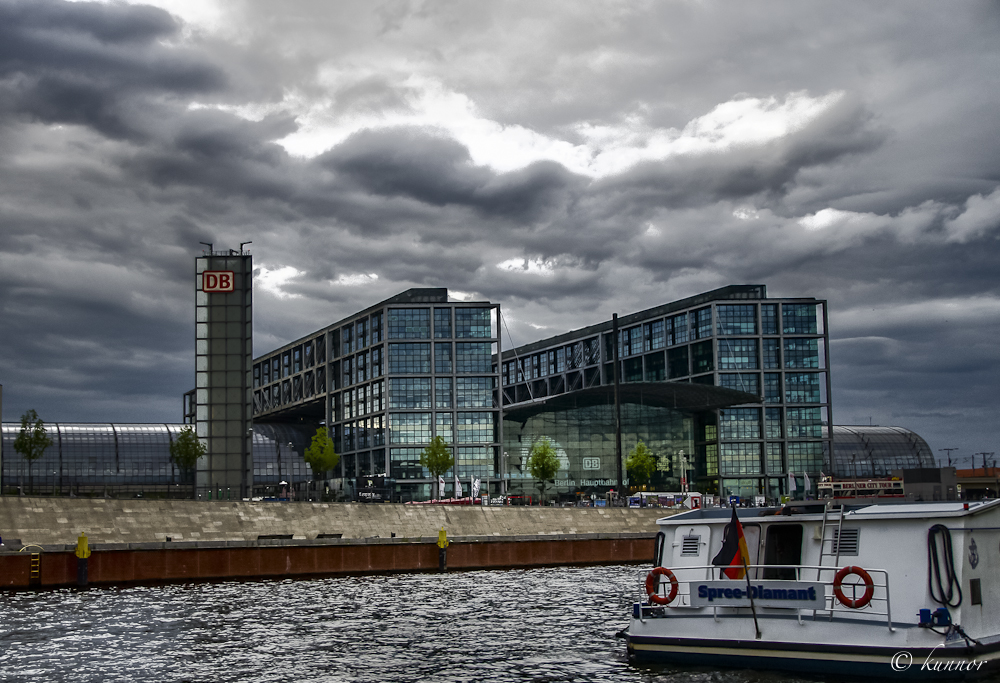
[0,533,657,589]
[0,497,672,546]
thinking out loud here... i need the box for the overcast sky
[1,0,998,466]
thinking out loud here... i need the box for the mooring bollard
[437,526,449,572]
[75,532,91,587]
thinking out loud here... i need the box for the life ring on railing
[645,567,679,605]
[833,565,875,609]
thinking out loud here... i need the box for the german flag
[712,507,751,579]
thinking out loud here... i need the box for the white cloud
[496,257,556,276]
[256,265,304,299]
[331,273,378,287]
[944,186,1000,243]
[798,208,871,231]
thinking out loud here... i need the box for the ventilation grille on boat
[833,528,860,556]
[681,535,701,556]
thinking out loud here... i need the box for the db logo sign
[202,271,235,292]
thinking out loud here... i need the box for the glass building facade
[0,423,311,498]
[252,289,501,501]
[500,285,833,500]
[829,425,935,478]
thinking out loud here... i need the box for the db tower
[194,246,253,500]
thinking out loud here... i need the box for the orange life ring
[833,565,875,608]
[645,566,679,605]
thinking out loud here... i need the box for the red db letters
[203,271,235,292]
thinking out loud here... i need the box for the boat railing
[637,564,894,631]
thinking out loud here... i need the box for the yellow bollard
[437,526,448,572]
[75,532,91,587]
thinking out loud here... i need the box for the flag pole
[743,550,762,639]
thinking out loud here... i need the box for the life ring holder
[645,566,679,605]
[833,565,875,609]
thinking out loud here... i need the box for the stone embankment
[0,497,677,589]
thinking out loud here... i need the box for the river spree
[0,564,903,682]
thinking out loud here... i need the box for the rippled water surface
[0,565,894,682]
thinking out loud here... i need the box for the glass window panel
[785,373,821,403]
[435,413,454,442]
[761,304,779,335]
[388,343,431,374]
[434,308,452,339]
[389,378,432,409]
[765,407,783,440]
[455,342,492,373]
[786,407,823,438]
[389,413,431,444]
[456,412,495,443]
[435,343,452,374]
[435,378,453,408]
[783,338,819,369]
[456,377,493,408]
[718,339,758,370]
[455,308,491,338]
[388,308,431,339]
[667,346,689,378]
[720,408,761,440]
[762,339,781,369]
[763,373,782,403]
[719,373,759,396]
[782,304,818,334]
[719,442,762,476]
[691,341,714,374]
[716,305,757,335]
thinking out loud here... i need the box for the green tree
[14,409,52,494]
[169,426,206,498]
[626,441,657,490]
[420,435,453,499]
[527,438,560,505]
[304,427,340,478]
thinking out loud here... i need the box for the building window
[766,442,783,474]
[765,407,783,439]
[647,320,665,350]
[390,447,433,479]
[718,339,758,370]
[456,377,493,408]
[692,307,713,340]
[434,308,452,339]
[783,304,817,334]
[786,407,823,438]
[784,338,819,369]
[388,308,431,339]
[762,339,781,369]
[435,413,454,442]
[720,408,761,440]
[719,373,759,396]
[457,412,494,443]
[785,373,821,403]
[761,304,778,335]
[667,346,689,378]
[435,378,453,408]
[691,341,714,374]
[355,319,368,350]
[717,305,757,336]
[389,413,431,444]
[787,441,823,473]
[435,343,452,373]
[389,378,432,409]
[455,342,492,373]
[457,446,492,479]
[584,338,601,365]
[667,313,689,345]
[455,308,492,338]
[371,313,383,343]
[644,351,666,382]
[719,443,762,476]
[763,373,782,403]
[342,325,353,355]
[388,343,431,374]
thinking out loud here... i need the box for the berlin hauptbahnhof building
[0,259,937,501]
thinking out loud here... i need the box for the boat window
[833,528,860,556]
[763,524,803,579]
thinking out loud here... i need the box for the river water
[0,564,880,682]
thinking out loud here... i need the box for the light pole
[939,448,958,468]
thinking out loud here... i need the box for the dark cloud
[1,0,999,461]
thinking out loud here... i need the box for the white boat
[624,500,1000,679]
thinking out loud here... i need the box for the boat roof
[658,499,1000,525]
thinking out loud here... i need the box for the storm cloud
[1,0,999,462]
